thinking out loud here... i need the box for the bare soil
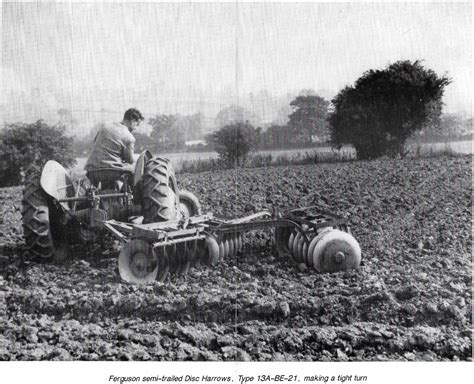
[0,155,471,361]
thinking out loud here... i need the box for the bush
[212,122,257,167]
[0,120,76,187]
[329,60,451,160]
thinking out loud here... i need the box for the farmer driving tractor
[21,107,362,282]
[85,108,144,189]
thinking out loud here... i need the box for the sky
[1,1,472,134]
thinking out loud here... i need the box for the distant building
[185,139,206,146]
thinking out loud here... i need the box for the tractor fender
[133,150,153,187]
[40,160,76,210]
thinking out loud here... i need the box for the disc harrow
[104,206,362,285]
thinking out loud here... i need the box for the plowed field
[0,156,471,361]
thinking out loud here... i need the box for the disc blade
[155,246,170,282]
[312,229,362,273]
[118,239,158,284]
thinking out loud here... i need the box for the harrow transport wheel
[119,239,158,284]
[179,190,202,219]
[142,157,180,224]
[312,229,361,273]
[22,168,68,261]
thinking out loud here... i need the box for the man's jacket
[85,123,135,172]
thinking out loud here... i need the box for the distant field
[418,140,472,154]
[74,140,472,174]
[74,146,355,174]
[74,151,219,174]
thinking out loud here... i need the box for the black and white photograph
[1,0,472,380]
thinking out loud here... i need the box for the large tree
[149,113,204,152]
[174,112,203,141]
[262,124,294,149]
[148,114,183,152]
[329,60,451,159]
[288,95,330,145]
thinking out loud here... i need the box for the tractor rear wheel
[142,157,180,223]
[21,168,68,261]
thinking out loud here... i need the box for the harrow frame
[105,206,350,241]
[103,206,361,284]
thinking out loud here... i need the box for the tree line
[72,60,464,161]
[1,60,470,186]
[212,60,457,164]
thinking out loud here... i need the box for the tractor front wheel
[179,189,202,219]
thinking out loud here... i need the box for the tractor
[21,152,362,284]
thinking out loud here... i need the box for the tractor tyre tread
[21,168,56,259]
[142,157,180,223]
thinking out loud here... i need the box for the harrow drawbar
[104,206,361,284]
